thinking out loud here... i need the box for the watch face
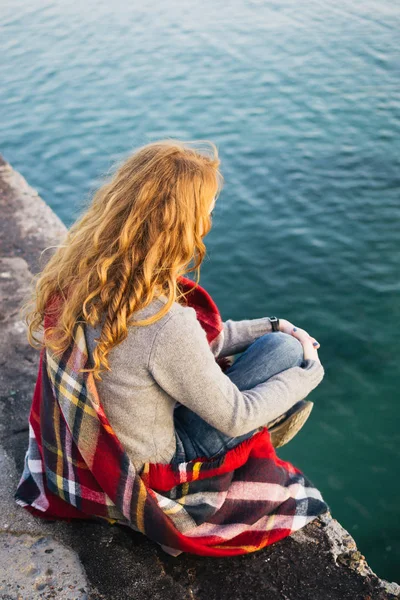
[269,317,279,330]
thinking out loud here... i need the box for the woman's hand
[278,318,321,364]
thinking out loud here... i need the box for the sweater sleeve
[212,317,273,358]
[148,307,325,437]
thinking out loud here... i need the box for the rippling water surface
[1,0,399,582]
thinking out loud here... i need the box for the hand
[278,318,321,364]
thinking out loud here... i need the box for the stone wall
[1,153,399,599]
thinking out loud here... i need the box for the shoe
[267,400,314,448]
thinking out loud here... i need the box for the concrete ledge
[1,153,399,599]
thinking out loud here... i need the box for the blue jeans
[171,331,305,464]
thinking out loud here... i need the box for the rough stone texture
[0,533,88,599]
[0,152,399,600]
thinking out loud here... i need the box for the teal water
[1,0,399,582]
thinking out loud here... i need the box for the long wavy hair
[22,139,224,380]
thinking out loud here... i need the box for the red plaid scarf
[15,276,328,556]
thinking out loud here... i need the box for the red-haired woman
[22,139,324,475]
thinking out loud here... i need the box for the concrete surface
[1,152,399,599]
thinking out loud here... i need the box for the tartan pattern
[15,276,329,556]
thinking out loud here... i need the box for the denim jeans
[171,331,305,465]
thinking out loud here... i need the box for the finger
[292,329,318,352]
[292,331,319,361]
[292,327,320,347]
[291,327,309,338]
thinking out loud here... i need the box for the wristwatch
[269,316,280,332]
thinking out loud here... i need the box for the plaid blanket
[15,276,329,556]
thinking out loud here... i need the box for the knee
[269,331,304,367]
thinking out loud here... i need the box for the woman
[23,138,324,475]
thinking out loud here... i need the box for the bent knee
[270,331,304,365]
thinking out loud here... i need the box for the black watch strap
[269,316,280,332]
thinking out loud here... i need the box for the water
[1,0,399,582]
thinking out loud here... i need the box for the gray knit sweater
[85,294,325,471]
